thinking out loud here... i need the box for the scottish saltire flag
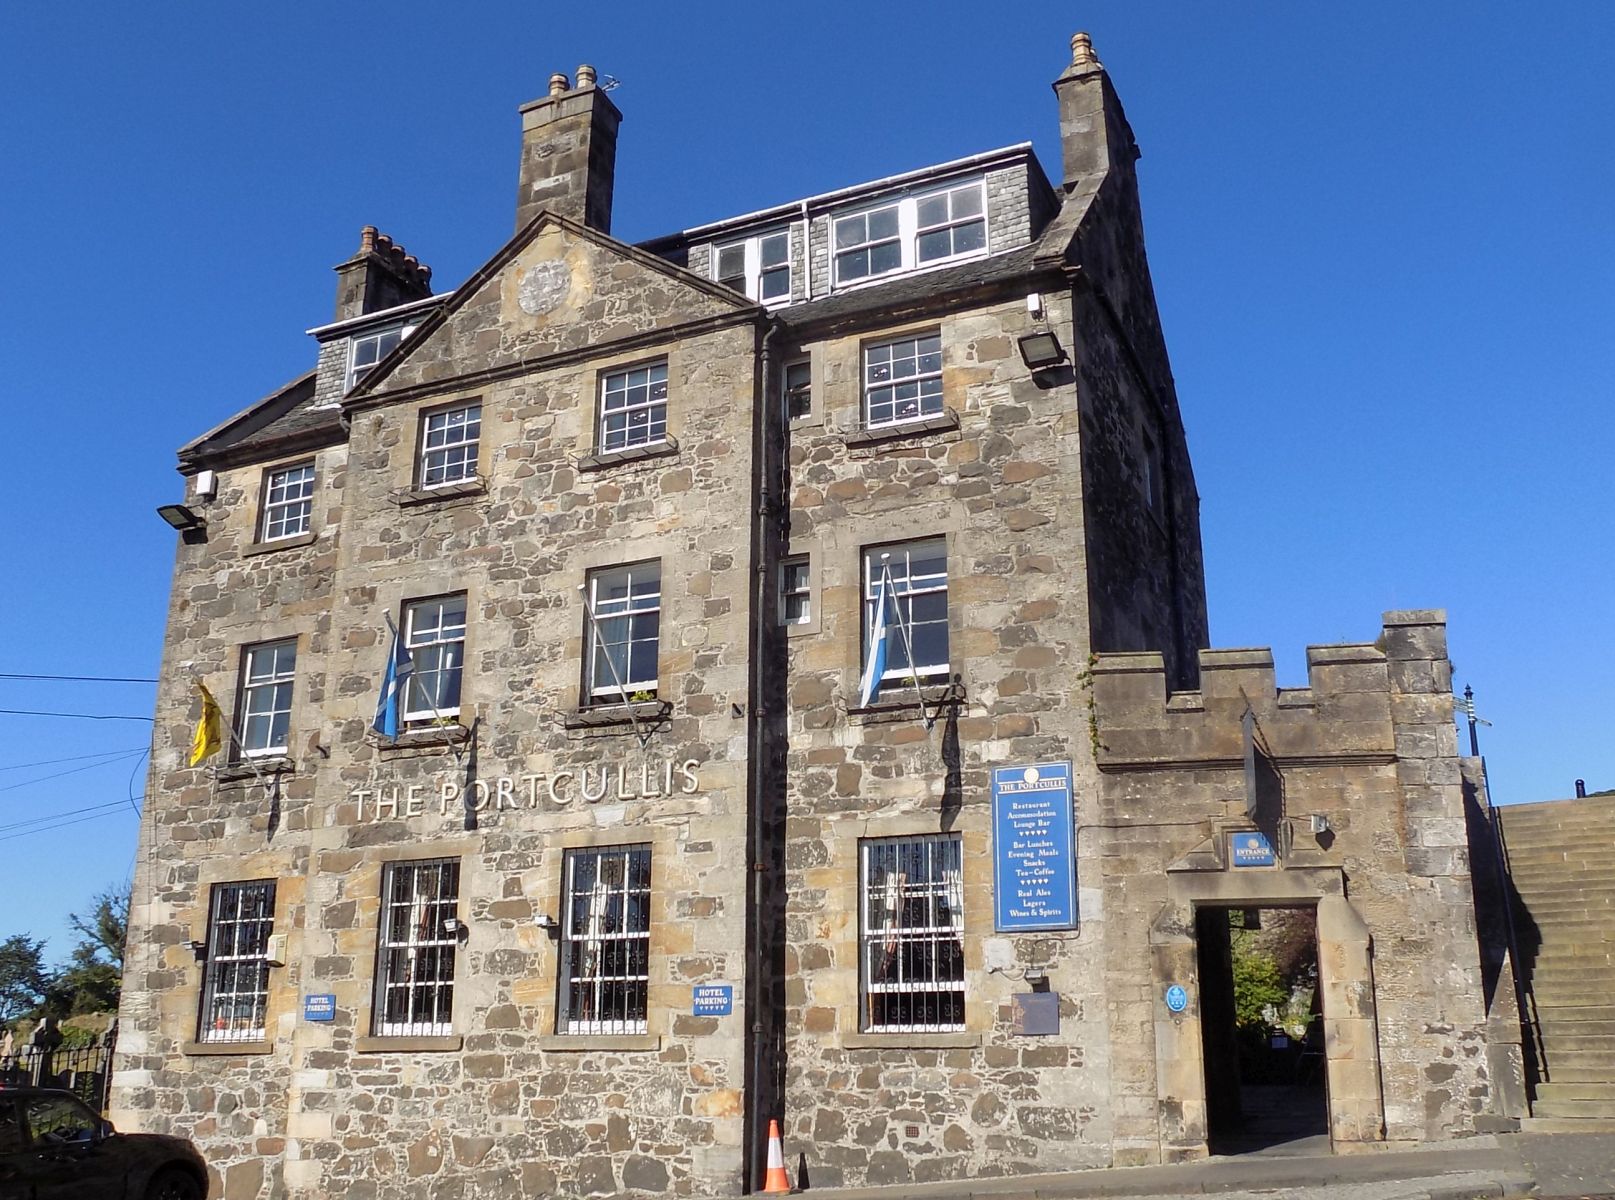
[372,616,414,739]
[858,572,892,707]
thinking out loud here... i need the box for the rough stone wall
[1073,280,1200,686]
[1088,612,1495,1159]
[1378,612,1493,1138]
[114,224,768,1198]
[1067,171,1209,687]
[778,289,1120,1188]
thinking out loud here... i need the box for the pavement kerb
[792,1137,1534,1200]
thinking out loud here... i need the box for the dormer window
[714,230,792,303]
[347,323,417,391]
[916,182,986,263]
[833,204,902,284]
[833,179,989,288]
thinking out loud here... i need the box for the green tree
[1230,930,1288,1029]
[0,934,49,1026]
[39,884,129,1018]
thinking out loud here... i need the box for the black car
[0,1087,206,1199]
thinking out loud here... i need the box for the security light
[157,504,206,532]
[1016,331,1066,370]
[442,916,465,936]
[188,940,208,962]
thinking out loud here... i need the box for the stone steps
[1543,1064,1615,1083]
[1497,799,1615,1124]
[1531,1096,1615,1119]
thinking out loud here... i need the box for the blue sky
[2,3,1611,957]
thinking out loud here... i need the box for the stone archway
[1149,861,1386,1158]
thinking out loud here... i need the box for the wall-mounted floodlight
[188,940,208,962]
[1017,331,1066,371]
[157,504,206,533]
[535,913,560,932]
[442,916,466,937]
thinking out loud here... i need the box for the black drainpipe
[743,316,784,1192]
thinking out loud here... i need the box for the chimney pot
[517,64,622,234]
[332,228,434,321]
[1071,32,1100,69]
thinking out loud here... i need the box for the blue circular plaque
[1164,985,1189,1013]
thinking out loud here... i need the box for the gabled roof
[344,208,759,407]
[176,370,334,472]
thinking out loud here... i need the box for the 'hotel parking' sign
[992,762,1077,932]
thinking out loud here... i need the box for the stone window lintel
[182,1040,272,1057]
[394,479,487,507]
[216,757,294,785]
[843,409,960,448]
[576,437,680,473]
[243,532,318,557]
[562,700,672,730]
[354,1034,464,1054]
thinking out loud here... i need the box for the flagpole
[189,673,275,793]
[379,613,464,762]
[577,583,648,746]
[880,558,934,732]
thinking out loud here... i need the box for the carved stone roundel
[518,261,571,315]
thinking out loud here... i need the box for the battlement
[1091,610,1452,769]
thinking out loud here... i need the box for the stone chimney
[515,64,622,235]
[1050,32,1140,187]
[332,227,433,322]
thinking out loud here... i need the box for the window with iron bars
[373,858,460,1037]
[558,844,651,1035]
[198,880,276,1043]
[860,834,964,1032]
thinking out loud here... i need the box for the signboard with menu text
[992,762,1077,931]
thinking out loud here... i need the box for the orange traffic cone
[762,1118,791,1193]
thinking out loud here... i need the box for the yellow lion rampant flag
[189,682,223,766]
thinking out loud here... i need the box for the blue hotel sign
[992,761,1077,932]
[1231,831,1276,867]
[302,994,336,1022]
[692,985,733,1017]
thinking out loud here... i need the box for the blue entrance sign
[303,994,336,1022]
[992,761,1077,932]
[1231,831,1275,867]
[1165,985,1189,1013]
[692,985,733,1017]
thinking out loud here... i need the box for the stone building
[114,33,1517,1199]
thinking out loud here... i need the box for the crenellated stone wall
[1087,610,1498,1158]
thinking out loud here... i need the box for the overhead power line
[0,673,158,684]
[0,747,148,773]
[0,749,149,795]
[0,799,131,834]
[0,708,153,722]
[0,807,132,843]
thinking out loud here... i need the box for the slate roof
[776,242,1056,335]
[177,371,336,470]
